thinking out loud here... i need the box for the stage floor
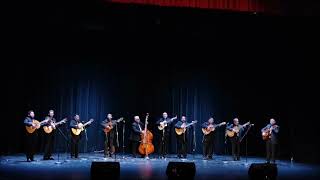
[1,153,319,179]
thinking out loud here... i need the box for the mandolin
[226,122,250,138]
[202,122,226,135]
[25,118,49,134]
[158,116,177,130]
[103,117,124,134]
[71,119,94,136]
[175,120,198,135]
[43,118,67,134]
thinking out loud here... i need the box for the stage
[1,153,319,179]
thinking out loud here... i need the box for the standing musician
[156,112,177,159]
[69,114,81,159]
[43,110,56,160]
[101,113,116,158]
[24,110,38,162]
[201,117,226,160]
[129,116,145,158]
[175,116,188,158]
[261,118,280,163]
[226,118,250,161]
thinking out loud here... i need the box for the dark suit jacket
[261,124,280,144]
[129,122,144,142]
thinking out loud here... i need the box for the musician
[24,110,37,162]
[129,116,144,158]
[101,113,116,158]
[175,116,188,158]
[261,118,280,163]
[156,112,172,158]
[69,114,81,158]
[226,118,249,161]
[43,110,56,160]
[201,117,215,160]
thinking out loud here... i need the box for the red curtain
[110,0,279,14]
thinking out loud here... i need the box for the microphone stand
[115,123,119,161]
[224,123,229,162]
[240,124,253,165]
[122,120,126,159]
[55,126,69,164]
[192,124,196,159]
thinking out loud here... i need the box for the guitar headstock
[192,120,198,124]
[172,116,177,120]
[89,119,94,123]
[61,118,67,123]
[221,122,226,125]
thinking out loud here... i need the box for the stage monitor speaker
[166,161,196,179]
[91,161,120,179]
[248,163,277,180]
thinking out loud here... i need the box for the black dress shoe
[49,157,54,160]
[27,159,31,162]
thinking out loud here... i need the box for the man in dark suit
[175,116,188,158]
[226,118,250,161]
[101,113,116,158]
[43,110,56,160]
[24,110,37,162]
[156,112,177,159]
[261,118,280,163]
[69,114,81,158]
[129,116,144,158]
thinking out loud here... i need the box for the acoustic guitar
[43,118,67,134]
[71,119,94,136]
[25,118,49,134]
[262,125,278,141]
[175,120,198,135]
[103,117,124,134]
[226,122,250,138]
[158,116,177,130]
[202,122,226,135]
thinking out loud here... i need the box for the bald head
[134,116,140,123]
[163,112,168,119]
[233,118,239,125]
[270,118,276,125]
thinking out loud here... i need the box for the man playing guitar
[226,118,250,161]
[261,118,280,163]
[156,112,177,159]
[201,117,226,160]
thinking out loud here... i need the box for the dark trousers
[266,140,277,162]
[25,132,37,160]
[159,131,169,157]
[43,132,54,159]
[231,137,240,160]
[176,134,187,158]
[71,134,80,158]
[131,141,140,157]
[104,132,115,157]
[203,134,214,158]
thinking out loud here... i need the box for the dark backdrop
[3,1,320,164]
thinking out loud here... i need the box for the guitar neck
[186,122,196,128]
[83,120,93,127]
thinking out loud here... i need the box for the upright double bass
[138,113,154,157]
